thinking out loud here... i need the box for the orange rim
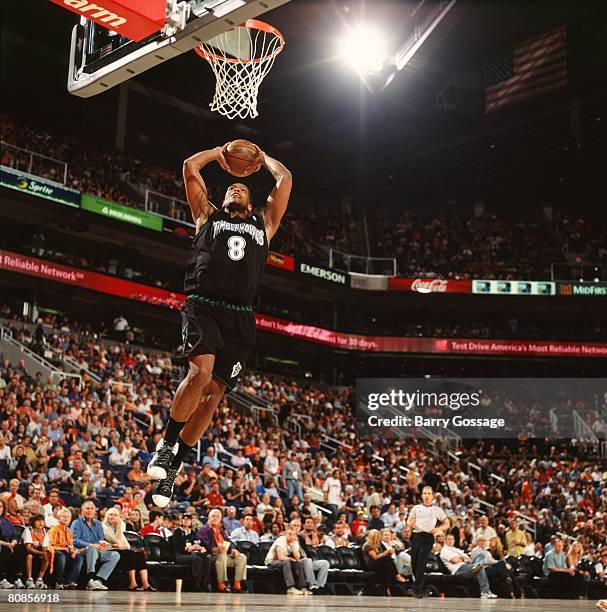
[195,19,285,64]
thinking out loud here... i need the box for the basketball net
[196,20,285,120]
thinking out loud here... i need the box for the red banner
[49,0,165,42]
[267,251,295,271]
[389,278,472,293]
[0,250,186,309]
[3,250,606,358]
[254,314,607,358]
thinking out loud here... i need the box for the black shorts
[181,297,256,390]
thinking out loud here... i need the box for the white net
[198,20,284,120]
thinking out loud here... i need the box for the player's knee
[186,361,212,388]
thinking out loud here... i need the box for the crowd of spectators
[0,308,606,595]
[3,113,606,280]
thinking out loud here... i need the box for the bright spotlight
[337,24,389,75]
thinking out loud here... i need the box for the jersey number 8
[227,235,246,261]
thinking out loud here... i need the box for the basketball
[224,139,261,176]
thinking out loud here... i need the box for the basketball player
[147,142,292,507]
[406,485,450,598]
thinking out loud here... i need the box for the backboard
[67,0,289,97]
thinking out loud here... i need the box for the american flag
[483,26,567,114]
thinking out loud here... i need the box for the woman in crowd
[362,529,407,596]
[125,508,145,533]
[0,499,25,588]
[103,507,155,591]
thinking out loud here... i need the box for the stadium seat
[316,545,340,570]
[124,530,145,550]
[235,540,263,566]
[257,541,273,563]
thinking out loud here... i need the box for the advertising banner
[0,250,184,309]
[473,279,556,296]
[297,260,348,285]
[254,313,607,357]
[557,281,607,297]
[1,165,80,208]
[389,278,472,293]
[81,193,163,232]
[267,251,295,271]
[2,249,606,357]
[48,0,166,42]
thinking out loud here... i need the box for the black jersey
[184,209,268,306]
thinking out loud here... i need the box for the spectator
[0,498,24,588]
[474,515,497,544]
[102,508,154,591]
[1,479,24,510]
[543,538,585,598]
[264,525,308,595]
[202,447,220,469]
[71,500,120,590]
[282,452,303,502]
[197,508,247,593]
[206,481,225,508]
[47,507,83,589]
[440,533,497,599]
[223,507,241,534]
[381,528,412,579]
[326,523,350,549]
[230,514,260,544]
[125,509,144,534]
[470,535,521,598]
[140,510,163,537]
[322,469,342,518]
[170,513,211,591]
[367,505,385,531]
[289,517,330,592]
[72,473,92,502]
[363,529,407,596]
[300,517,319,547]
[23,514,51,589]
[126,459,148,484]
[505,520,527,557]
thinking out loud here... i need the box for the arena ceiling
[2,1,606,209]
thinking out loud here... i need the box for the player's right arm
[183,146,231,224]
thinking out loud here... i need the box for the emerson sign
[298,261,347,285]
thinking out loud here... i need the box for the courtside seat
[124,530,145,550]
[143,534,189,581]
[235,540,263,566]
[316,545,341,571]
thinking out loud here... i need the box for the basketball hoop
[195,19,285,120]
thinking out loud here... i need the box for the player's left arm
[255,150,292,242]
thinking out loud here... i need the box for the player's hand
[214,143,232,173]
[240,143,264,176]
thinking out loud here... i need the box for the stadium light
[337,23,389,76]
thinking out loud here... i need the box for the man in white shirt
[440,533,497,599]
[322,469,342,518]
[407,486,450,598]
[264,527,309,595]
[473,515,497,544]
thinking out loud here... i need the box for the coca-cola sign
[389,278,472,293]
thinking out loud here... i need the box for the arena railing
[63,354,102,382]
[573,411,599,444]
[0,325,82,388]
[514,510,538,540]
[1,141,68,185]
[144,188,194,227]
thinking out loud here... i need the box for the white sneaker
[309,584,320,591]
[55,584,64,590]
[0,579,13,589]
[25,578,36,589]
[300,587,312,595]
[13,578,25,589]
[481,591,498,599]
[35,579,47,590]
[596,601,607,611]
[86,579,108,591]
[287,586,304,595]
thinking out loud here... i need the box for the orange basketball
[224,139,260,176]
